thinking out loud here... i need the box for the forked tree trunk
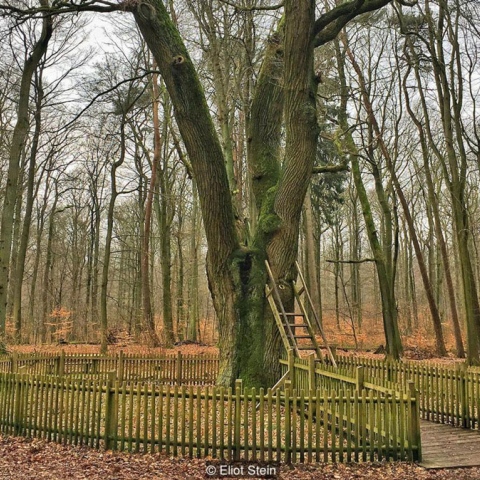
[133,0,393,386]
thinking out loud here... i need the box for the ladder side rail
[293,283,325,363]
[295,261,337,367]
[266,287,296,353]
[265,260,300,357]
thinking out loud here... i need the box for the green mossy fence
[0,372,420,462]
[334,355,480,430]
[2,350,477,441]
[0,352,219,385]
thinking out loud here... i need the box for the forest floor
[0,434,479,479]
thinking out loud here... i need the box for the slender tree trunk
[344,43,447,356]
[42,191,58,344]
[187,181,200,342]
[349,190,362,328]
[303,189,321,329]
[335,39,402,359]
[100,121,127,353]
[0,2,52,336]
[141,70,162,348]
[12,70,45,342]
[403,20,468,358]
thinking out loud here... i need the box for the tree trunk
[303,189,321,329]
[100,121,127,353]
[187,181,200,342]
[0,1,52,336]
[404,77,464,355]
[335,38,402,359]
[42,190,58,343]
[344,43,447,356]
[12,70,45,342]
[141,70,162,348]
[133,0,393,386]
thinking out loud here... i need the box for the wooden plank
[420,420,480,468]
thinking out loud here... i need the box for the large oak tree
[1,0,397,386]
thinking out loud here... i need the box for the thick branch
[0,0,123,18]
[326,258,375,264]
[267,0,317,278]
[218,0,283,11]
[248,20,284,213]
[314,0,392,47]
[133,0,238,269]
[312,164,349,174]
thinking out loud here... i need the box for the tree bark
[141,70,162,348]
[100,121,127,353]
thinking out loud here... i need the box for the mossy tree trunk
[133,0,393,386]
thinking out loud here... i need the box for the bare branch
[58,70,159,132]
[0,0,127,19]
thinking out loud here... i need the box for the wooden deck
[420,420,480,468]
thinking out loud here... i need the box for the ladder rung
[293,335,312,339]
[285,312,305,316]
[297,345,317,350]
[284,324,309,328]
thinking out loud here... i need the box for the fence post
[355,366,364,391]
[117,351,124,383]
[408,381,421,461]
[288,349,295,391]
[284,383,291,464]
[55,350,65,377]
[308,354,315,392]
[386,359,392,382]
[11,352,17,374]
[104,371,118,450]
[456,363,468,428]
[330,344,337,363]
[176,352,183,386]
[234,379,242,460]
[13,374,22,435]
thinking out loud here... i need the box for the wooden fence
[0,352,219,385]
[280,353,400,396]
[334,355,480,430]
[0,373,421,463]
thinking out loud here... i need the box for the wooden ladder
[265,260,337,367]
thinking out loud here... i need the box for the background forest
[0,0,478,362]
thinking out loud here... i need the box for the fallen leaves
[0,435,478,480]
